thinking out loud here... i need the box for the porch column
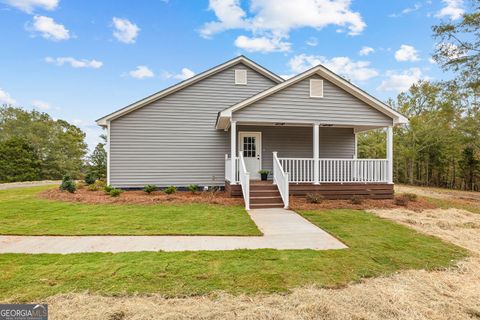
[386,126,393,184]
[313,123,320,184]
[354,132,358,159]
[230,120,237,184]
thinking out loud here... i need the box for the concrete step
[250,203,285,209]
[250,196,283,204]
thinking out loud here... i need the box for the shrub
[59,174,76,193]
[95,180,106,188]
[395,195,410,206]
[163,186,177,194]
[109,188,123,197]
[258,170,270,175]
[403,193,418,202]
[188,184,199,193]
[75,181,86,189]
[87,183,99,191]
[306,193,324,204]
[84,172,96,185]
[104,185,114,194]
[143,184,157,194]
[351,195,363,205]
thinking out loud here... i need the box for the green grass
[424,196,480,214]
[0,209,466,302]
[0,186,261,236]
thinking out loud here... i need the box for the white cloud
[394,44,420,62]
[174,68,195,80]
[0,88,16,105]
[288,54,378,82]
[112,17,140,44]
[436,0,464,20]
[359,46,374,56]
[31,99,50,110]
[306,37,318,46]
[377,68,429,93]
[45,56,103,69]
[3,0,58,13]
[29,15,70,41]
[389,2,422,18]
[200,0,366,52]
[129,65,154,79]
[429,57,436,64]
[234,35,290,52]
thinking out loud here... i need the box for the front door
[238,132,262,180]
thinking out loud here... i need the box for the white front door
[238,132,262,180]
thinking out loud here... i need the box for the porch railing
[224,154,239,183]
[238,152,250,210]
[273,152,289,208]
[277,158,389,183]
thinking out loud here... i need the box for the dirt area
[41,188,244,206]
[396,184,480,202]
[42,188,480,319]
[290,196,436,212]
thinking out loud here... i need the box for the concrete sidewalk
[0,209,347,254]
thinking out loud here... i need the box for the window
[310,79,324,98]
[243,136,256,157]
[235,69,247,85]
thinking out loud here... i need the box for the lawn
[0,209,466,302]
[0,186,261,236]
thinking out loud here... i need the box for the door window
[243,136,256,157]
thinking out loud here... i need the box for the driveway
[0,180,60,190]
[0,208,347,254]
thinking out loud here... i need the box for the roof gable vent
[235,69,247,85]
[310,79,324,98]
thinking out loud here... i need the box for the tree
[88,134,107,180]
[0,137,40,182]
[0,106,88,180]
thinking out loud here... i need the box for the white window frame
[310,79,324,98]
[235,69,247,85]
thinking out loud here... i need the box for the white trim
[313,123,320,184]
[217,64,408,129]
[386,126,393,184]
[309,79,324,98]
[106,121,111,186]
[354,133,358,159]
[230,121,237,185]
[238,131,263,174]
[96,56,283,126]
[235,69,247,85]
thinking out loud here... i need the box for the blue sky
[0,0,467,151]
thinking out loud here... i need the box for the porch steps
[250,183,285,209]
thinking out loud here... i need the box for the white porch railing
[277,157,389,183]
[224,154,239,183]
[273,152,289,208]
[238,152,250,210]
[279,158,315,183]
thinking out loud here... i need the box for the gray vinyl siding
[237,126,354,172]
[110,63,277,188]
[233,74,393,126]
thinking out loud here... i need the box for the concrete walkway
[0,209,347,254]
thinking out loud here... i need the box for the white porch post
[106,120,111,186]
[386,126,393,184]
[354,132,358,159]
[313,123,320,184]
[230,120,237,184]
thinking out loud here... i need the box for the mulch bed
[289,196,437,212]
[40,188,244,206]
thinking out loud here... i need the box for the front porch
[224,121,394,209]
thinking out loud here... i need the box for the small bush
[306,193,324,204]
[84,172,97,185]
[95,180,106,188]
[395,195,410,206]
[351,195,363,205]
[163,186,177,194]
[59,174,76,193]
[143,184,157,194]
[258,169,270,175]
[87,183,99,191]
[404,193,418,202]
[104,185,114,194]
[188,184,199,193]
[109,188,123,197]
[76,181,86,189]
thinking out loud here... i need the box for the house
[96,56,408,209]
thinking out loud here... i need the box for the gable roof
[216,64,408,129]
[96,56,284,126]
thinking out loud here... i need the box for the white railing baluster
[238,152,250,210]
